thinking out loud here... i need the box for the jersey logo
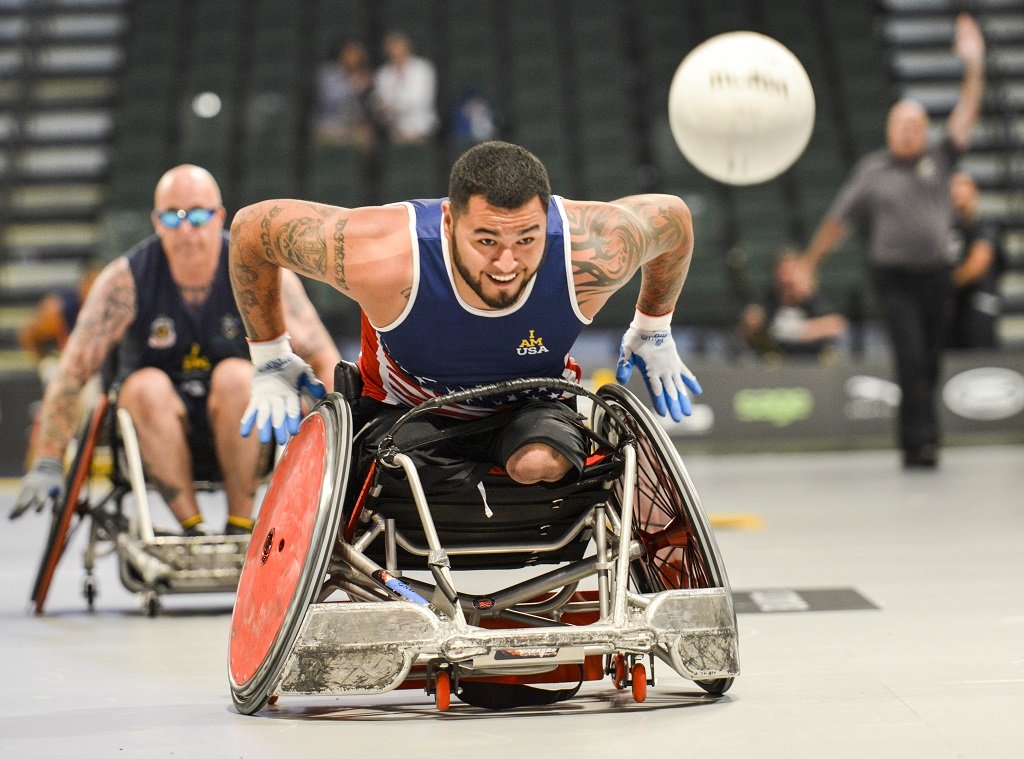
[148,315,176,349]
[182,342,212,373]
[220,314,241,339]
[517,328,549,356]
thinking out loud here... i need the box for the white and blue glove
[616,309,702,422]
[10,457,65,519]
[241,334,326,445]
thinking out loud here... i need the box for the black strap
[456,671,583,710]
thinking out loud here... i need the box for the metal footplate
[272,587,738,697]
[646,588,739,680]
[117,534,249,592]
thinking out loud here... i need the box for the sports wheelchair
[31,391,252,617]
[228,375,739,712]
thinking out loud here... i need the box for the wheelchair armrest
[333,360,363,402]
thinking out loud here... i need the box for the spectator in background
[739,249,848,360]
[450,87,499,148]
[948,171,1002,349]
[798,13,985,469]
[373,31,439,144]
[310,38,376,150]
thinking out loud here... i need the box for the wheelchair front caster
[433,670,451,712]
[82,575,98,610]
[631,662,647,703]
[141,591,160,617]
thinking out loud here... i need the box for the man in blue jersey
[230,141,699,489]
[11,165,340,535]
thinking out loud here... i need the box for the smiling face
[443,195,547,310]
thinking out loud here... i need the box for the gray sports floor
[2,444,1022,758]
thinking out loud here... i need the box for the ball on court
[668,32,815,185]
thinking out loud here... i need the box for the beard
[450,236,536,309]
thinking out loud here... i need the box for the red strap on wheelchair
[343,461,376,544]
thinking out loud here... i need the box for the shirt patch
[220,314,241,340]
[182,342,212,373]
[147,316,176,349]
[516,328,549,356]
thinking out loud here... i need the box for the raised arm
[947,12,986,151]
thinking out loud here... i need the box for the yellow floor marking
[709,513,767,530]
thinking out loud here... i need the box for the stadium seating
[2,0,1021,351]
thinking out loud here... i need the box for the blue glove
[616,322,702,422]
[241,335,326,445]
[10,457,65,519]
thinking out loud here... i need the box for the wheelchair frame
[31,391,250,617]
[228,379,739,713]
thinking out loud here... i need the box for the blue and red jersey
[359,197,590,417]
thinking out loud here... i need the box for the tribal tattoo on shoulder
[567,204,645,308]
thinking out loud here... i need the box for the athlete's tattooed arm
[230,201,340,342]
[34,259,137,460]
[568,194,693,317]
[281,270,342,389]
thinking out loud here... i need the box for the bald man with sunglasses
[11,165,340,536]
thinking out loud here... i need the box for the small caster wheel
[82,576,98,611]
[631,662,647,703]
[434,670,451,712]
[611,653,626,689]
[142,591,160,617]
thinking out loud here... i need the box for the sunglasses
[155,207,219,229]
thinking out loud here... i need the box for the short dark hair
[448,141,551,216]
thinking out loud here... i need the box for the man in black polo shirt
[799,13,986,469]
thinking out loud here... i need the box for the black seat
[360,452,623,570]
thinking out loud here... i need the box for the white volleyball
[668,32,815,185]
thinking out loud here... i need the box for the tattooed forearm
[230,205,289,341]
[35,376,86,459]
[630,196,693,315]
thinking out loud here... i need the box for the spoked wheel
[595,384,735,695]
[228,394,351,715]
[30,396,109,615]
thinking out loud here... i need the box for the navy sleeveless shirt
[359,196,590,417]
[114,233,248,392]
